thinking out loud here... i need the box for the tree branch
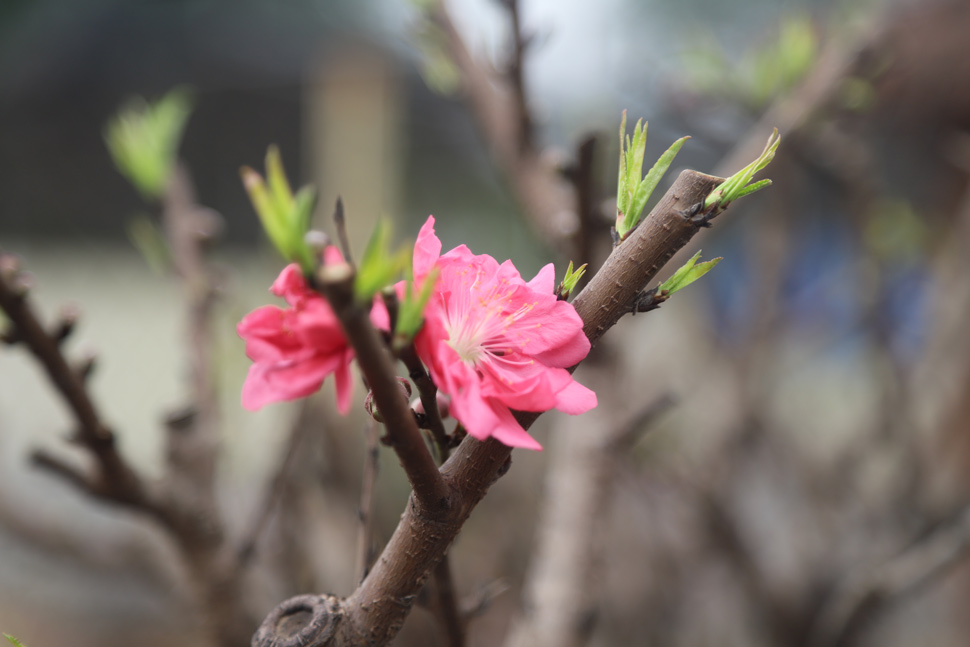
[810,506,970,647]
[236,412,311,568]
[0,255,148,506]
[400,344,451,461]
[315,264,454,515]
[252,169,724,647]
[432,2,578,250]
[432,552,466,647]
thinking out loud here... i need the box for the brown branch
[503,0,534,153]
[0,256,147,506]
[432,3,577,250]
[315,264,453,515]
[571,170,724,346]
[252,169,724,647]
[356,419,381,584]
[160,163,221,498]
[505,383,673,647]
[400,344,451,461]
[810,506,970,647]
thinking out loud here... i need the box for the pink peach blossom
[238,250,386,414]
[413,216,596,450]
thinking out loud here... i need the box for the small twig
[569,135,601,274]
[810,506,970,647]
[380,289,450,461]
[503,0,534,153]
[433,554,465,647]
[236,412,311,568]
[333,197,355,269]
[400,345,450,462]
[316,264,453,515]
[31,449,102,497]
[432,2,577,250]
[160,164,221,486]
[604,394,677,453]
[461,579,510,620]
[356,419,381,584]
[571,170,724,345]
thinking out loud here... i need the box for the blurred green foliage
[682,14,818,109]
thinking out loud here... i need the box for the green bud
[556,260,588,299]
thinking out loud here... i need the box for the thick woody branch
[571,170,723,346]
[253,169,723,647]
[316,265,454,515]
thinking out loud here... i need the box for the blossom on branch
[412,216,597,450]
[238,249,385,414]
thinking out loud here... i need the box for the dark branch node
[632,290,666,315]
[682,201,715,228]
[253,594,340,647]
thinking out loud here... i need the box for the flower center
[443,268,536,366]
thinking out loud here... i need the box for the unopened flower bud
[364,391,383,423]
[305,230,330,256]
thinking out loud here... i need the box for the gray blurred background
[4,0,970,645]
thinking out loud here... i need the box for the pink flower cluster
[238,216,596,450]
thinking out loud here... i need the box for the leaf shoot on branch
[704,128,780,213]
[616,111,690,240]
[636,251,722,312]
[240,146,318,275]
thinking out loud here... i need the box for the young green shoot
[556,260,588,300]
[240,146,318,275]
[704,129,780,214]
[640,250,722,312]
[616,111,690,240]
